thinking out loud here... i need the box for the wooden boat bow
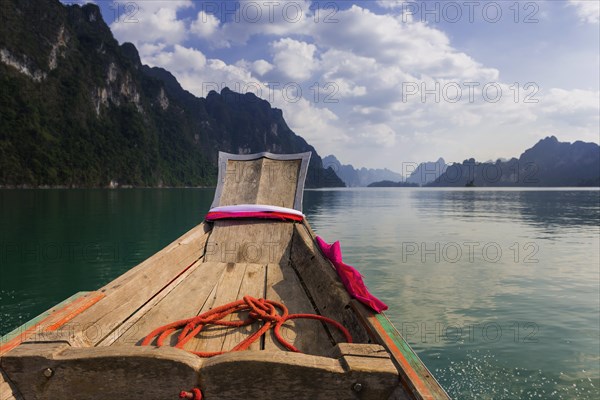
[0,152,450,399]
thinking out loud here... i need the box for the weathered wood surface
[0,369,23,400]
[264,262,334,356]
[1,343,202,400]
[185,262,250,354]
[204,220,293,264]
[64,222,211,346]
[0,291,103,356]
[109,261,227,347]
[218,158,301,208]
[290,221,371,344]
[220,263,266,352]
[200,345,398,400]
[2,342,398,400]
[351,301,451,400]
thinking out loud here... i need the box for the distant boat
[0,152,450,400]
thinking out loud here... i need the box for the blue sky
[66,1,599,171]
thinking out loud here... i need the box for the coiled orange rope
[141,296,353,399]
[141,295,352,356]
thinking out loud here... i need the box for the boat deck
[0,152,450,400]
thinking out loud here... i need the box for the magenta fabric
[315,236,388,313]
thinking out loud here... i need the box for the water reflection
[0,188,598,399]
[304,188,600,400]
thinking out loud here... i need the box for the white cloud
[191,11,220,37]
[110,1,192,46]
[376,0,406,9]
[271,38,318,81]
[568,0,600,24]
[251,59,274,76]
[107,1,598,169]
[146,44,206,74]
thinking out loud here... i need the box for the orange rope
[141,295,352,356]
[141,296,353,399]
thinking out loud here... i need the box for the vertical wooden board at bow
[218,159,263,206]
[256,158,300,208]
[217,158,301,208]
[109,262,228,347]
[184,262,252,354]
[264,263,334,356]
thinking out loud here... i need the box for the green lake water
[1,188,598,399]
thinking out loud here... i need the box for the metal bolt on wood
[352,383,363,392]
[43,368,53,378]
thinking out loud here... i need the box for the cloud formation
[107,0,600,169]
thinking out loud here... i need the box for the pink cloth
[315,236,388,313]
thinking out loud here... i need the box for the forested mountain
[0,0,344,188]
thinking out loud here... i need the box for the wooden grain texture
[204,220,293,265]
[0,291,103,355]
[290,221,371,344]
[219,159,262,206]
[185,262,248,354]
[255,158,300,208]
[65,222,211,346]
[110,261,228,347]
[1,292,90,345]
[218,158,301,208]
[220,263,266,352]
[0,369,23,400]
[264,262,334,356]
[1,343,202,400]
[200,349,398,400]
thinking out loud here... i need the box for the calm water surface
[1,188,598,399]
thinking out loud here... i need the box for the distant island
[405,158,447,186]
[427,136,599,187]
[323,155,403,187]
[367,181,419,188]
[362,137,599,188]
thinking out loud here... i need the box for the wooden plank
[65,223,211,346]
[220,263,266,352]
[105,260,225,347]
[351,301,450,400]
[204,220,293,265]
[218,158,301,208]
[0,369,23,400]
[0,291,90,344]
[289,221,371,344]
[97,222,210,293]
[199,350,398,400]
[1,343,202,400]
[219,159,262,206]
[256,158,300,208]
[185,262,248,354]
[0,291,104,355]
[264,262,334,356]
